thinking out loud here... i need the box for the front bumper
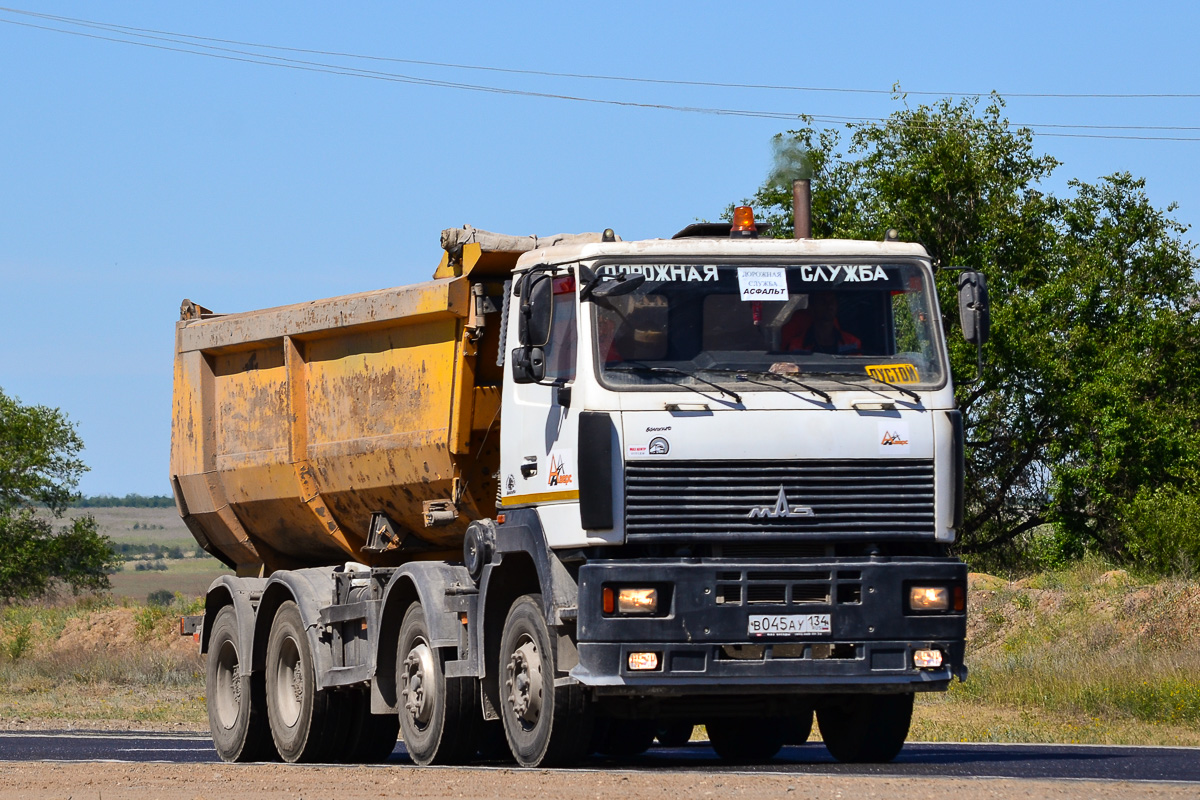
[572,557,966,696]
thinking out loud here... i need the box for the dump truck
[172,187,986,767]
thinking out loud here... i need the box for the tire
[265,600,338,763]
[499,594,593,767]
[476,719,513,761]
[706,718,785,763]
[655,722,695,748]
[397,603,479,765]
[592,718,657,757]
[338,688,400,763]
[816,693,913,763]
[781,710,814,745]
[205,605,276,762]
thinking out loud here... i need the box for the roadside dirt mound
[965,572,1200,656]
[49,607,196,659]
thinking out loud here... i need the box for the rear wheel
[206,605,275,762]
[706,718,785,763]
[816,693,913,763]
[397,603,479,765]
[265,601,338,762]
[338,688,399,763]
[499,594,593,767]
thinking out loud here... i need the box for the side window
[891,289,934,358]
[543,275,577,381]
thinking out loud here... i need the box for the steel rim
[401,638,437,729]
[505,634,543,731]
[272,635,304,728]
[213,638,241,730]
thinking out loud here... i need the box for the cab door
[499,271,585,545]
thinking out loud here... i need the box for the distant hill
[71,494,175,508]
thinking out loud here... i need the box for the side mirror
[517,273,553,347]
[510,346,546,384]
[957,271,990,345]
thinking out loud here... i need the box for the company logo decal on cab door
[548,455,573,486]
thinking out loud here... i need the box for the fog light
[914,649,943,669]
[628,652,659,671]
[909,586,949,611]
[618,588,658,615]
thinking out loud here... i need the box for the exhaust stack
[793,179,812,239]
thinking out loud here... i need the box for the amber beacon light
[731,206,757,233]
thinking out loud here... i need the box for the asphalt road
[0,731,1196,784]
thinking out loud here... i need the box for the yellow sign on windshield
[865,363,920,384]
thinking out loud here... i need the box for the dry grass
[0,598,207,728]
[1,560,1197,745]
[912,558,1200,745]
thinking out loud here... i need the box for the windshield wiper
[696,368,832,404]
[823,370,922,403]
[609,362,742,404]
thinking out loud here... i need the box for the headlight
[618,588,658,615]
[909,586,949,611]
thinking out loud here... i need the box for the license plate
[748,613,831,637]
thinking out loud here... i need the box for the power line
[4,5,1198,101]
[2,9,1198,142]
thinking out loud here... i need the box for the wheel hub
[213,639,241,730]
[272,635,304,728]
[505,638,543,728]
[401,641,436,726]
[291,662,305,705]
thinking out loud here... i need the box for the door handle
[520,458,538,478]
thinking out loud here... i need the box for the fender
[491,508,579,618]
[251,568,337,680]
[201,574,268,678]
[372,562,475,714]
[380,562,476,650]
[469,507,580,684]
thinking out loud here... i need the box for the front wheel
[499,594,592,767]
[655,722,695,748]
[705,718,785,763]
[592,718,657,757]
[206,605,275,762]
[816,693,913,763]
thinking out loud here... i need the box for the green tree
[739,96,1200,568]
[0,388,121,601]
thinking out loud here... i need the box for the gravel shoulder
[1,762,1198,800]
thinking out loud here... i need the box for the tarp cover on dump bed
[440,225,619,258]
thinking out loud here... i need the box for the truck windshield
[590,261,946,392]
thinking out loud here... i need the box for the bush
[146,589,175,608]
[1120,487,1200,577]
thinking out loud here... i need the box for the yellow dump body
[170,246,513,575]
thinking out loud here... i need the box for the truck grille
[624,459,936,540]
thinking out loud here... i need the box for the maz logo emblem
[748,487,816,519]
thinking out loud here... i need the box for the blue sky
[2,2,1198,496]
